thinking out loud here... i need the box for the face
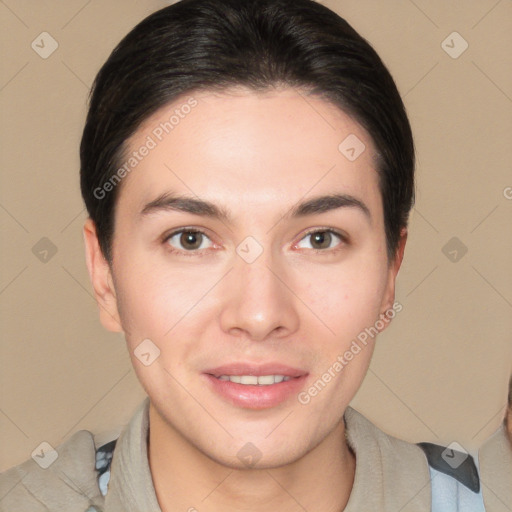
[84,87,406,469]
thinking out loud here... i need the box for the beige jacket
[0,398,432,511]
[478,423,512,512]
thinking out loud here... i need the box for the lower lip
[203,374,308,410]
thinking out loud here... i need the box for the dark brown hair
[80,0,415,263]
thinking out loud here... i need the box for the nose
[218,250,300,341]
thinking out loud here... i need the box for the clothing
[0,428,104,511]
[478,423,512,512]
[427,460,486,511]
[0,397,484,511]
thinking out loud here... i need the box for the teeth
[217,375,292,385]
[257,375,277,385]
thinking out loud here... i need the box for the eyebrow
[140,191,371,223]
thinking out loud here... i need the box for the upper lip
[204,363,308,378]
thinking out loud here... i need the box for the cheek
[296,264,387,411]
[299,260,388,343]
[114,257,185,337]
[114,251,226,350]
[113,261,205,390]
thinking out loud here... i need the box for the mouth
[212,374,295,385]
[205,362,307,379]
[203,362,308,409]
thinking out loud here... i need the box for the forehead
[117,87,382,219]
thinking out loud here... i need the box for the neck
[148,404,355,512]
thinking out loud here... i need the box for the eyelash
[162,227,348,257]
[297,228,348,254]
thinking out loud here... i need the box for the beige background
[1,0,511,472]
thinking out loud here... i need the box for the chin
[208,444,304,471]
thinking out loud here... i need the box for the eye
[296,229,346,251]
[164,229,214,252]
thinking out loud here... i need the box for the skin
[507,378,512,444]
[84,86,407,512]
[508,407,512,444]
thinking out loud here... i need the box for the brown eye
[310,231,332,249]
[166,230,212,252]
[296,229,344,251]
[180,231,202,250]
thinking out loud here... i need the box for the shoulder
[344,406,430,470]
[0,430,112,512]
[478,423,512,511]
[343,407,432,511]
[479,422,512,465]
[343,407,486,512]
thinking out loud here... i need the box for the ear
[378,228,408,329]
[83,218,124,333]
[507,408,512,443]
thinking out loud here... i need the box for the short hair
[80,0,415,263]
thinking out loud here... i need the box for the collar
[342,407,431,511]
[104,397,160,511]
[104,398,431,511]
[478,423,512,510]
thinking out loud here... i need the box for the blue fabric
[429,466,486,512]
[94,436,490,510]
[95,440,117,497]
